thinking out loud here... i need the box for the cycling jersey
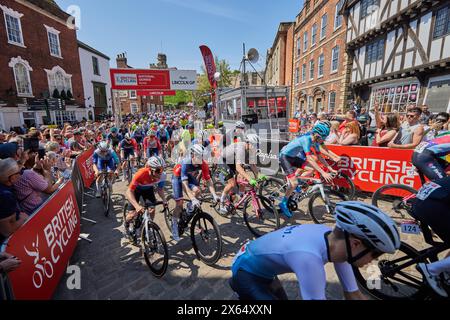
[129,168,166,192]
[280,133,321,159]
[120,139,138,151]
[157,129,170,143]
[413,131,450,181]
[93,148,120,171]
[173,157,211,182]
[231,224,359,300]
[415,131,450,163]
[107,133,122,148]
[132,130,145,144]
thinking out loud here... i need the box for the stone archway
[313,86,326,113]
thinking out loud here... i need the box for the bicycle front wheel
[141,221,169,278]
[243,195,280,238]
[102,184,111,217]
[308,189,347,225]
[257,177,286,204]
[372,184,417,220]
[190,211,222,265]
[353,242,430,300]
[328,172,356,200]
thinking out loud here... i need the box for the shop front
[369,78,421,113]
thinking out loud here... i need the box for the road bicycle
[212,176,280,238]
[122,158,134,185]
[353,202,450,300]
[163,200,223,266]
[123,201,169,277]
[98,169,114,217]
[258,170,347,225]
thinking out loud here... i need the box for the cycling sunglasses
[152,167,163,174]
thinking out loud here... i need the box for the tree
[164,90,193,107]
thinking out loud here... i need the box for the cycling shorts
[128,187,157,208]
[412,149,448,181]
[96,159,116,172]
[122,149,135,159]
[146,148,159,158]
[229,269,288,300]
[171,176,199,201]
[218,163,237,181]
[279,154,307,178]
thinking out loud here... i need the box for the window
[331,46,340,72]
[361,0,380,18]
[320,14,327,39]
[1,5,24,46]
[307,96,313,111]
[303,31,308,52]
[92,56,100,75]
[8,57,33,97]
[295,67,300,84]
[130,90,137,99]
[55,111,76,127]
[334,0,344,30]
[45,66,73,94]
[309,59,315,80]
[45,25,61,58]
[311,24,317,46]
[328,91,336,113]
[318,54,324,78]
[425,76,450,113]
[366,38,385,63]
[130,103,139,113]
[302,64,306,82]
[433,6,450,39]
[296,38,301,56]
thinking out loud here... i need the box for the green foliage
[164,90,193,107]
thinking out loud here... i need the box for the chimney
[116,52,128,68]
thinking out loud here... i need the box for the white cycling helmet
[124,133,131,140]
[190,144,205,157]
[99,141,109,151]
[146,156,165,170]
[245,134,260,145]
[236,121,246,129]
[335,201,401,257]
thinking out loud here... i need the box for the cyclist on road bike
[107,127,122,152]
[229,201,401,300]
[157,124,170,158]
[414,176,450,298]
[124,156,167,241]
[278,122,337,218]
[120,133,139,182]
[412,130,450,181]
[143,130,162,158]
[171,144,220,241]
[218,134,264,215]
[93,141,120,198]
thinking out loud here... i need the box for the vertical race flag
[199,45,217,89]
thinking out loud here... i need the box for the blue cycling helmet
[110,127,118,133]
[312,122,330,139]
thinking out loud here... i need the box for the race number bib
[417,182,441,201]
[401,221,421,235]
[415,142,428,154]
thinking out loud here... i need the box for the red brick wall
[0,0,84,105]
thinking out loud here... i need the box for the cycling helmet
[110,127,118,133]
[245,134,260,145]
[190,144,205,157]
[99,141,109,151]
[312,122,331,139]
[159,124,165,130]
[335,201,401,258]
[124,133,132,140]
[206,124,214,129]
[147,156,165,169]
[236,121,246,129]
[147,130,156,137]
[218,121,224,128]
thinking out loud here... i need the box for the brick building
[291,0,350,116]
[265,22,295,86]
[113,53,164,115]
[0,0,86,130]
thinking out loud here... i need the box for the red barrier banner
[76,148,95,188]
[110,69,171,90]
[327,145,422,193]
[1,182,81,300]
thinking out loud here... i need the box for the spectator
[318,112,328,122]
[300,111,308,127]
[13,155,64,215]
[338,121,361,146]
[357,107,372,128]
[372,113,400,147]
[68,130,85,156]
[423,112,450,141]
[325,121,340,145]
[0,142,30,167]
[388,107,424,149]
[0,131,6,144]
[338,110,358,134]
[419,105,432,125]
[309,113,319,126]
[0,252,21,273]
[0,159,28,243]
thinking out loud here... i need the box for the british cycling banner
[0,182,80,300]
[76,148,95,188]
[110,69,171,90]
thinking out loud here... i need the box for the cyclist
[124,156,167,241]
[229,201,401,300]
[120,133,139,182]
[171,144,220,241]
[414,176,450,298]
[143,130,162,158]
[412,130,450,181]
[218,134,264,215]
[278,122,336,218]
[93,142,120,198]
[107,127,122,153]
[157,124,170,158]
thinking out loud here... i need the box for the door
[93,82,107,116]
[22,112,36,128]
[315,98,322,113]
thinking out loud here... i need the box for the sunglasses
[406,114,417,118]
[436,118,447,123]
[153,168,163,174]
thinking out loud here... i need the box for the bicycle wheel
[372,184,417,220]
[141,220,169,278]
[127,166,133,185]
[327,172,356,200]
[353,242,430,300]
[308,189,347,225]
[243,195,280,238]
[102,184,111,217]
[257,177,287,203]
[190,211,223,265]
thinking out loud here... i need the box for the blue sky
[55,0,303,72]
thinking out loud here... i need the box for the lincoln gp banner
[0,182,81,300]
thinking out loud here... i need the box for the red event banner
[1,182,81,300]
[110,69,171,90]
[327,145,422,193]
[199,45,217,88]
[76,148,95,188]
[137,90,176,96]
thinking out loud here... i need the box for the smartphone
[23,137,39,152]
[38,148,46,159]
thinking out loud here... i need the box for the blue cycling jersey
[93,149,120,165]
[280,133,321,159]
